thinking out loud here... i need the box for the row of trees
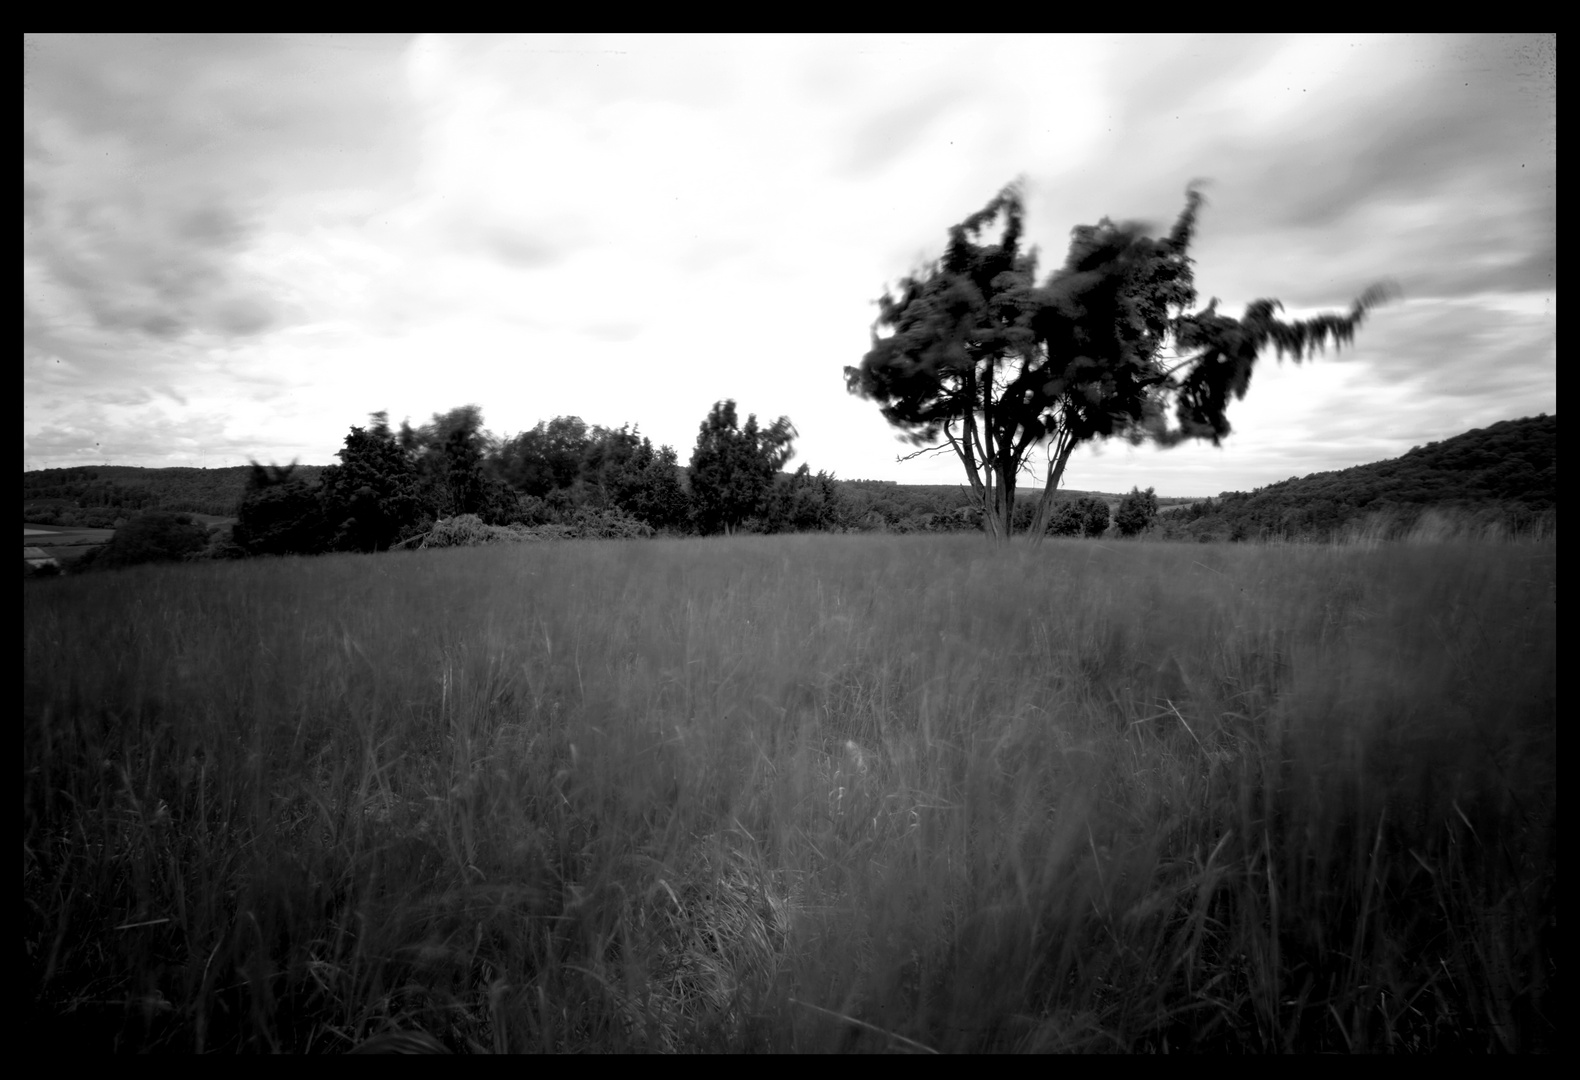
[59,406,1162,575]
[34,181,1402,563]
[22,465,268,519]
[228,401,852,558]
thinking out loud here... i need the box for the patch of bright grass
[24,534,1555,1051]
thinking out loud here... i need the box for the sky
[24,33,1555,498]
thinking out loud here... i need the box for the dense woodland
[23,463,325,522]
[22,410,1555,573]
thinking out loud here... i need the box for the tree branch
[896,442,954,463]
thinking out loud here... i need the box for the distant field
[23,534,1556,1052]
[22,523,115,546]
[22,515,233,553]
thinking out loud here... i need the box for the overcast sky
[24,33,1554,497]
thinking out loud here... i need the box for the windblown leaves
[846,180,1398,499]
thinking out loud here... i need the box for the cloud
[24,34,420,352]
[582,321,642,343]
[838,86,972,178]
[22,34,1554,493]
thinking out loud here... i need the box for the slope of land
[1159,414,1555,541]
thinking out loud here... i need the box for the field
[25,523,116,571]
[24,523,117,545]
[23,533,1556,1052]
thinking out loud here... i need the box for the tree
[318,414,428,552]
[1082,498,1111,538]
[1115,486,1159,537]
[496,416,591,498]
[1047,500,1082,537]
[617,438,691,531]
[395,405,517,525]
[758,465,852,533]
[1049,496,1111,538]
[86,510,210,571]
[234,461,331,556]
[845,180,1397,543]
[688,400,796,535]
[782,466,852,533]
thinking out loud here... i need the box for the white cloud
[24,32,1555,497]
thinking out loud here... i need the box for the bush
[1082,498,1112,538]
[234,478,330,556]
[561,508,654,539]
[415,515,560,549]
[1048,497,1111,538]
[420,514,500,548]
[86,511,210,571]
[1115,486,1159,537]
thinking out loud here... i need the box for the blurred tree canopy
[846,179,1397,543]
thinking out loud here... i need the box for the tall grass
[24,534,1556,1052]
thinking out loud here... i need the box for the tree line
[215,401,854,559]
[39,401,1173,575]
[23,464,292,523]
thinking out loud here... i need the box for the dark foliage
[22,464,324,521]
[391,406,517,526]
[846,179,1396,541]
[582,425,693,530]
[233,464,331,557]
[1046,496,1112,538]
[769,466,855,533]
[1115,486,1159,537]
[84,511,210,571]
[316,415,431,552]
[688,401,797,535]
[495,416,593,499]
[491,417,691,531]
[1158,414,1556,541]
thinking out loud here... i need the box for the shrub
[421,514,499,548]
[87,511,210,571]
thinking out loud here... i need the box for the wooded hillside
[1158,414,1555,541]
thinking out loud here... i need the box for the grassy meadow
[23,532,1556,1052]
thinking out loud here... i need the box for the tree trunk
[1026,439,1078,547]
[992,459,1015,542]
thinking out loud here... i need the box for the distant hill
[25,416,1550,542]
[1158,414,1555,541]
[23,464,326,527]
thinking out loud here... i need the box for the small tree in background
[1080,497,1112,537]
[783,466,853,533]
[1115,486,1160,537]
[756,465,853,534]
[688,400,796,535]
[89,510,211,570]
[1042,496,1112,538]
